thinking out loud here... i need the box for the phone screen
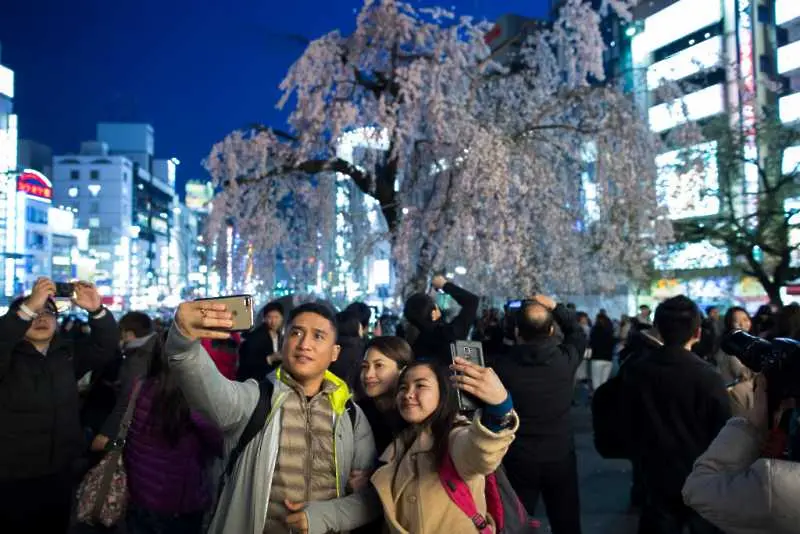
[451,341,485,412]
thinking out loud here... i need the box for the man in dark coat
[237,301,284,382]
[623,295,729,534]
[403,274,479,365]
[0,278,118,534]
[494,295,587,534]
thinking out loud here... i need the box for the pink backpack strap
[438,452,493,534]
[484,473,504,531]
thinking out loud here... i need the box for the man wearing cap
[0,277,119,534]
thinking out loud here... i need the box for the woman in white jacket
[683,375,800,534]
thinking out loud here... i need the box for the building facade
[623,0,799,310]
[52,142,135,301]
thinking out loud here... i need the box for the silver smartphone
[194,294,255,332]
[450,340,486,412]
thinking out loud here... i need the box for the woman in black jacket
[590,312,616,389]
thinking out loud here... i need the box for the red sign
[17,169,53,203]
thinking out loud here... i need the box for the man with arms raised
[166,299,379,534]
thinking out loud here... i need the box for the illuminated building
[52,141,136,302]
[0,43,19,300]
[625,0,797,309]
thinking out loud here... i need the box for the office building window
[90,170,100,180]
[26,206,48,224]
[70,170,80,180]
[89,217,100,228]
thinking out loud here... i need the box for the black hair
[774,303,800,340]
[119,311,153,338]
[404,293,437,329]
[397,361,458,468]
[706,305,718,316]
[336,310,362,339]
[345,302,372,329]
[516,301,554,341]
[263,301,285,317]
[723,306,750,334]
[146,337,191,446]
[288,302,338,334]
[654,295,702,347]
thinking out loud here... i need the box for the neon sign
[17,169,53,203]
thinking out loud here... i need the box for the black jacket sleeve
[443,282,480,340]
[552,304,588,371]
[73,311,120,379]
[0,311,33,381]
[100,349,151,437]
[703,372,733,440]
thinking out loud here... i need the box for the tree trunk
[763,280,784,307]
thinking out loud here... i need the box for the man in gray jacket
[167,299,379,534]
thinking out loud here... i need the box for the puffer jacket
[124,379,223,514]
[0,310,118,480]
[371,413,519,534]
[683,417,800,534]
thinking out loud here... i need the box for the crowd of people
[0,275,799,534]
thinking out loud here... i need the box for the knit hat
[404,293,436,329]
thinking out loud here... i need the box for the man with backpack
[620,296,729,534]
[165,299,380,534]
[494,295,587,534]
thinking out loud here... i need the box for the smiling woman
[370,359,518,534]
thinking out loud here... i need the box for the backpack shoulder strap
[438,451,493,534]
[345,398,356,430]
[224,379,274,477]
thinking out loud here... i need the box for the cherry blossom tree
[207,0,672,297]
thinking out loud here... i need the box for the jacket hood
[404,293,437,330]
[508,338,560,365]
[273,366,352,415]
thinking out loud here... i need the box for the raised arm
[0,278,56,380]
[166,301,259,432]
[431,275,479,340]
[682,418,776,533]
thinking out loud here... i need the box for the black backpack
[591,331,660,459]
[221,379,357,481]
[591,372,633,459]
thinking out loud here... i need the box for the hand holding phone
[192,295,254,332]
[450,356,508,407]
[450,341,486,411]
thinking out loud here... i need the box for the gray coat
[683,417,800,534]
[165,324,380,534]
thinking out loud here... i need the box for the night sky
[1,0,550,195]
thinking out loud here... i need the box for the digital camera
[721,330,800,419]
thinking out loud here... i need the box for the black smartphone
[451,340,486,412]
[54,282,75,298]
[193,294,255,332]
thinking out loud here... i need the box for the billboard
[185,181,213,212]
[17,169,53,203]
[656,141,719,220]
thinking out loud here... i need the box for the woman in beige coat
[371,358,518,534]
[683,375,800,534]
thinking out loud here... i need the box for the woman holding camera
[370,358,518,534]
[683,375,800,534]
